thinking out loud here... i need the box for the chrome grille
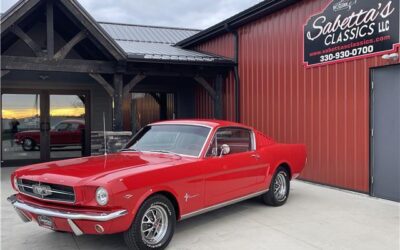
[17,179,75,203]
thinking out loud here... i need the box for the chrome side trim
[67,219,83,236]
[180,189,269,220]
[7,194,127,222]
[251,130,257,151]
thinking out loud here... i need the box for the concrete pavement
[1,166,399,250]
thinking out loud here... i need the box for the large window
[126,125,210,157]
[207,127,253,157]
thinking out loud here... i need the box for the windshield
[125,125,211,157]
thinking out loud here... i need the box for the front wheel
[124,195,176,250]
[261,167,290,206]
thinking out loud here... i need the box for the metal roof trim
[98,21,201,32]
[0,0,27,22]
[126,53,235,66]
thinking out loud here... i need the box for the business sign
[304,0,400,67]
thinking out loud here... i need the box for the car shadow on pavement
[70,197,264,250]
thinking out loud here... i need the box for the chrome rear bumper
[7,194,127,235]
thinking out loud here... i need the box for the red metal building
[178,0,400,196]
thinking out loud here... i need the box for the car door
[204,127,265,206]
[67,122,83,145]
[50,122,71,145]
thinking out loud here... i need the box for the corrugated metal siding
[194,33,236,121]
[192,0,399,192]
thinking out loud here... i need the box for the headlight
[95,187,109,206]
[13,176,19,191]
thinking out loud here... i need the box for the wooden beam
[122,93,132,131]
[123,74,146,96]
[0,0,41,33]
[126,63,228,77]
[2,56,117,74]
[88,73,114,97]
[159,93,167,120]
[54,31,87,60]
[194,76,217,100]
[10,25,44,57]
[60,0,126,61]
[214,74,224,119]
[46,0,54,58]
[113,74,124,131]
[1,70,10,78]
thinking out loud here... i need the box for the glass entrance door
[1,91,90,167]
[1,93,41,165]
[49,94,86,160]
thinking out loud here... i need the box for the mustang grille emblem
[32,184,53,196]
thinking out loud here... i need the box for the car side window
[206,127,253,157]
[67,123,80,131]
[55,123,70,131]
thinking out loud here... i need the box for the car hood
[14,152,182,186]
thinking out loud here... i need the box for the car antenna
[103,112,107,156]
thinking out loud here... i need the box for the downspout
[225,24,240,123]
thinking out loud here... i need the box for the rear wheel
[262,167,290,206]
[124,195,176,250]
[22,138,35,151]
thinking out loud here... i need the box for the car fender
[272,160,293,178]
[127,184,181,223]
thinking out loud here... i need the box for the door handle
[251,154,260,160]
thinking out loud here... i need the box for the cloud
[1,0,262,29]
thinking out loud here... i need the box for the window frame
[205,126,256,158]
[124,123,213,158]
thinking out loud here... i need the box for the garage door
[371,64,400,202]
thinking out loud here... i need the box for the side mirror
[219,144,230,157]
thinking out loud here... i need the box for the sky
[0,0,262,29]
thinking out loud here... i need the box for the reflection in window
[50,95,85,160]
[1,94,41,161]
[127,125,210,157]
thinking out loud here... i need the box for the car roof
[59,119,85,124]
[150,119,252,129]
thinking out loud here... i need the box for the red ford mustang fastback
[8,120,306,250]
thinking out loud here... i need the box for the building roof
[100,22,200,45]
[1,0,126,60]
[177,0,298,48]
[1,0,233,65]
[99,22,231,63]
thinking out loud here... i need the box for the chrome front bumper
[7,194,127,235]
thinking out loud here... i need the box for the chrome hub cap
[24,139,32,146]
[141,205,168,245]
[274,172,287,201]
